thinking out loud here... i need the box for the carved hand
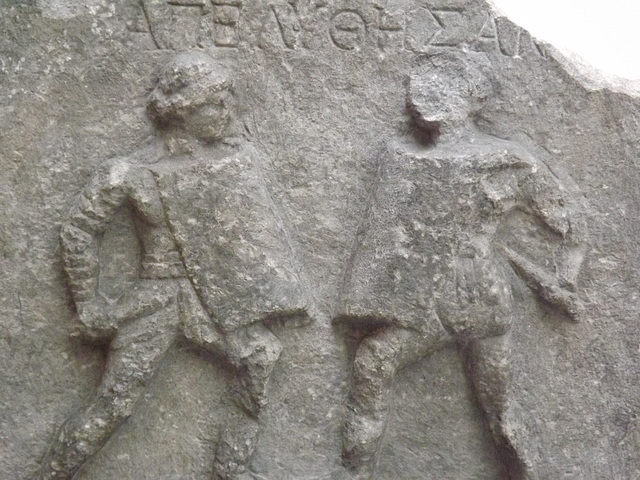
[536,282,584,322]
[72,295,118,342]
[499,245,584,322]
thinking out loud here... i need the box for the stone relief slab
[0,1,639,479]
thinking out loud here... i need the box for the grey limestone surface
[1,0,640,479]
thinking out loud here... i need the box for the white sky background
[490,0,640,80]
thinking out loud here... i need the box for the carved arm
[60,161,131,305]
[500,245,583,322]
[501,154,586,320]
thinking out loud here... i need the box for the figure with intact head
[34,52,309,480]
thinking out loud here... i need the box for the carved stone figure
[335,51,585,479]
[33,52,309,480]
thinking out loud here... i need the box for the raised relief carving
[34,52,309,480]
[334,52,585,479]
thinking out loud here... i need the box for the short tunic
[156,144,307,332]
[343,135,574,340]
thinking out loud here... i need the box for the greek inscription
[330,10,367,50]
[518,29,546,57]
[142,0,215,49]
[493,17,543,57]
[141,1,539,56]
[471,15,499,53]
[478,14,497,39]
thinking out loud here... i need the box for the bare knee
[464,334,512,381]
[224,325,283,416]
[355,325,426,377]
[350,332,407,412]
[227,324,283,372]
[355,334,402,382]
[250,330,283,370]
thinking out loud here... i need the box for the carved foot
[31,436,87,480]
[212,421,259,480]
[211,468,254,480]
[342,415,384,480]
[491,417,536,480]
[341,459,375,480]
[344,468,375,480]
[30,461,72,480]
[333,467,376,480]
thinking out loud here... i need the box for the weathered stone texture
[1,1,639,479]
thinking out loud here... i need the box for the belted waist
[140,252,187,279]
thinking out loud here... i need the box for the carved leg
[344,326,448,479]
[462,334,534,480]
[212,323,283,480]
[35,309,177,480]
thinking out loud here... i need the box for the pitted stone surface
[1,1,639,479]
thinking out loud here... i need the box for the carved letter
[330,10,366,51]
[431,9,466,47]
[495,16,521,57]
[270,3,302,49]
[375,6,404,51]
[211,0,242,47]
[472,13,499,53]
[404,6,441,53]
